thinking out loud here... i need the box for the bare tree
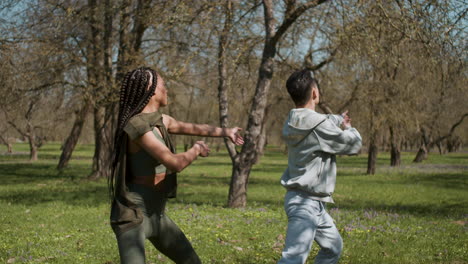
[226,0,329,207]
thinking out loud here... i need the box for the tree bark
[389,125,400,166]
[0,134,12,153]
[26,122,38,161]
[89,106,113,180]
[216,1,249,207]
[413,127,430,163]
[367,134,378,174]
[413,144,427,162]
[217,0,238,161]
[318,101,333,114]
[29,141,38,161]
[57,102,90,169]
[255,122,268,162]
[228,159,251,208]
[28,139,38,161]
[228,0,277,207]
[367,100,378,174]
[25,102,41,161]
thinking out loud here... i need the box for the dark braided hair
[109,67,158,196]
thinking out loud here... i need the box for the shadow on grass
[181,175,231,186]
[0,184,109,207]
[0,162,108,207]
[404,172,467,190]
[0,163,91,185]
[2,157,467,218]
[335,201,466,218]
[182,174,285,187]
[338,171,468,190]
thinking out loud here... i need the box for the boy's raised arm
[313,118,362,155]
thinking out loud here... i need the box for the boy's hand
[226,127,244,145]
[341,110,352,129]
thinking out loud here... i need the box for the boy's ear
[311,87,318,99]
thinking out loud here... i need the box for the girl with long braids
[110,67,244,264]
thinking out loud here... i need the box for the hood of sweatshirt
[282,108,327,145]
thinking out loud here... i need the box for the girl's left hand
[227,127,244,145]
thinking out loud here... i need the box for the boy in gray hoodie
[278,70,362,264]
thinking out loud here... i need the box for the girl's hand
[227,127,244,145]
[194,141,210,157]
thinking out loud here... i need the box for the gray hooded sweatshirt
[281,108,362,203]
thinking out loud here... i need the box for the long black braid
[109,67,158,197]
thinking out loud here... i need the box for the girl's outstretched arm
[163,114,244,145]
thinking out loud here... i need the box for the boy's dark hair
[286,69,319,106]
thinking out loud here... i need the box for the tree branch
[304,48,336,71]
[271,0,329,45]
[431,113,468,146]
[7,121,27,138]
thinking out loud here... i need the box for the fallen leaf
[233,246,243,251]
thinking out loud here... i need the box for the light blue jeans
[278,191,343,264]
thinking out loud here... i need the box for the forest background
[0,0,466,207]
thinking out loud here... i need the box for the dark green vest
[110,111,177,235]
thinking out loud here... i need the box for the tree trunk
[227,0,329,207]
[57,102,90,169]
[413,144,427,162]
[217,0,238,162]
[436,141,444,155]
[228,158,252,208]
[227,0,276,207]
[256,123,268,162]
[216,1,250,207]
[389,125,400,167]
[29,144,38,161]
[0,135,12,153]
[367,136,378,174]
[413,128,429,163]
[25,121,38,161]
[88,0,130,180]
[254,105,272,164]
[28,136,38,161]
[446,136,461,153]
[390,143,401,167]
[366,93,379,174]
[88,106,113,180]
[228,52,275,207]
[27,134,38,161]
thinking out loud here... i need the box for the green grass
[0,143,467,263]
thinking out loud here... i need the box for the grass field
[0,143,467,264]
